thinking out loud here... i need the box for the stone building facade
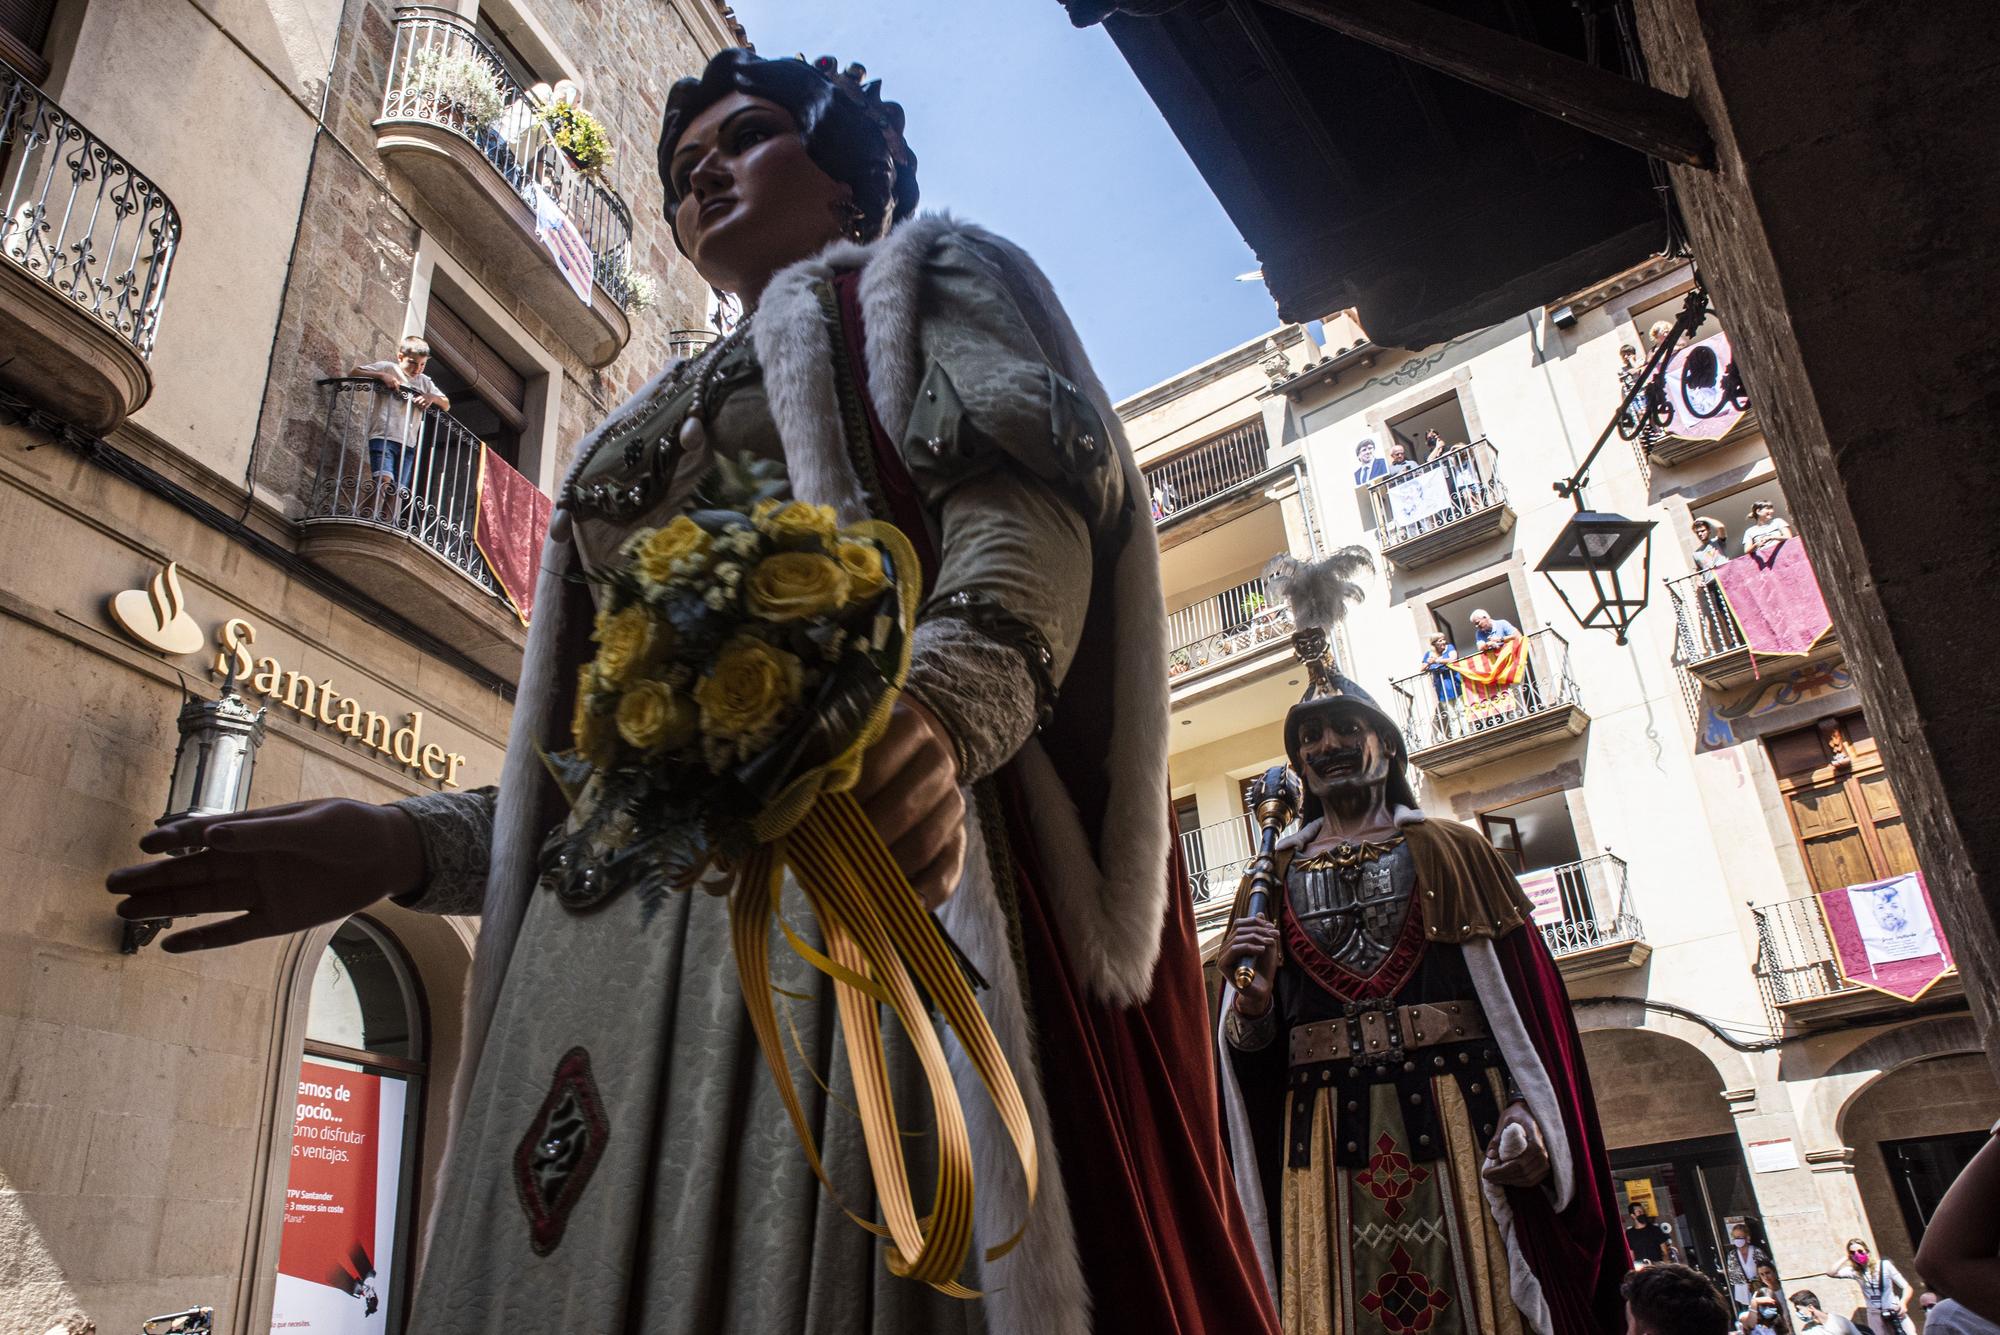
[1126,259,1997,1323]
[0,1,738,1330]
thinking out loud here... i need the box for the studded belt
[1287,1001,1488,1069]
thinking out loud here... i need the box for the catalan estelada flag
[1447,638,1527,719]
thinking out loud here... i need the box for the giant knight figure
[1217,557,1627,1335]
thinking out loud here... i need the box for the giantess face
[666,92,849,304]
[1295,711,1390,804]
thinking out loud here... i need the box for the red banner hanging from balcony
[1712,539,1833,661]
[1816,871,1955,1001]
[474,446,552,626]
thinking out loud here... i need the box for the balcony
[1178,815,1258,930]
[298,378,533,678]
[1367,439,1514,569]
[1144,420,1276,546]
[1392,628,1589,775]
[0,61,178,430]
[1526,854,1650,978]
[1167,573,1295,699]
[1666,563,1840,691]
[1754,892,1963,1026]
[376,8,635,366]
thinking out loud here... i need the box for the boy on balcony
[350,336,450,515]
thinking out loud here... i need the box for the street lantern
[1537,510,1657,645]
[121,675,267,953]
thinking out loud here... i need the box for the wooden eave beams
[1255,0,1715,168]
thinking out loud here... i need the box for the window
[1766,712,1917,895]
[0,0,56,82]
[474,11,543,92]
[1386,391,1472,465]
[423,293,527,468]
[272,919,427,1334]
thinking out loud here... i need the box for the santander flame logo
[109,560,205,655]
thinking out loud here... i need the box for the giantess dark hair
[657,48,920,247]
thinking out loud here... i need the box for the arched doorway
[1839,1048,2000,1295]
[269,917,429,1334]
[1583,1027,1763,1296]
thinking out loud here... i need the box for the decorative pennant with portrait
[1816,871,1955,1001]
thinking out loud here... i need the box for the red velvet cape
[837,274,1281,1333]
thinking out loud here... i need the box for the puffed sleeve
[892,234,1122,781]
[390,786,496,915]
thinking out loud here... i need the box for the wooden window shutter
[0,0,57,83]
[423,295,528,432]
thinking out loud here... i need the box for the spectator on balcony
[1743,500,1796,554]
[1352,437,1386,484]
[351,336,449,495]
[1470,607,1520,653]
[1384,439,1416,475]
[1693,515,1731,569]
[1421,631,1461,738]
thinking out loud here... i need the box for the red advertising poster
[271,1060,406,1332]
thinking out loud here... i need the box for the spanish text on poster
[269,1060,406,1332]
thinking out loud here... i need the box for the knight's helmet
[1265,550,1419,821]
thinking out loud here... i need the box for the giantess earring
[832,196,868,243]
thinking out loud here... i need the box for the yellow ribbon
[726,522,1039,1295]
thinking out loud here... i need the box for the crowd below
[1620,1126,2000,1334]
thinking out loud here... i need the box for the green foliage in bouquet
[540,455,914,913]
[540,99,613,175]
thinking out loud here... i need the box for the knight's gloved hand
[1220,916,1281,1017]
[1481,1101,1551,1188]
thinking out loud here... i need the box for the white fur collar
[754,212,1173,1007]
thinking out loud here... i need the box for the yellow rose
[694,635,803,746]
[571,664,615,765]
[753,498,839,548]
[635,515,713,584]
[745,551,851,622]
[834,539,888,601]
[591,604,656,689]
[615,679,698,754]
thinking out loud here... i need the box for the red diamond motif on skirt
[1354,1130,1430,1222]
[1360,1242,1452,1334]
[514,1046,609,1256]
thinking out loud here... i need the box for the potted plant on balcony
[614,251,656,311]
[406,48,506,131]
[540,99,613,177]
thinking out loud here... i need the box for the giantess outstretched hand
[854,696,964,911]
[105,799,425,952]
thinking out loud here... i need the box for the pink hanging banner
[1712,539,1834,657]
[1657,330,1749,443]
[474,446,553,626]
[1816,871,1955,1002]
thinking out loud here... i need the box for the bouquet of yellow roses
[541,454,1035,1295]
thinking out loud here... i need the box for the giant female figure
[109,50,1277,1335]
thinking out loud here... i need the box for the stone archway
[1582,1024,1738,1152]
[1821,1018,1999,1295]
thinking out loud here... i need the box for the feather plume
[1264,547,1373,636]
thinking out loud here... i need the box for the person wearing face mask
[1216,567,1628,1334]
[1743,1288,1794,1335]
[1826,1238,1914,1334]
[1728,1222,1777,1308]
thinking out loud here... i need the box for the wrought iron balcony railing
[1391,627,1581,752]
[1177,814,1259,911]
[1365,438,1508,543]
[1525,854,1644,959]
[1665,568,1745,663]
[382,7,636,308]
[305,378,505,598]
[0,59,178,357]
[1144,420,1271,522]
[1753,892,1855,1007]
[1166,574,1294,683]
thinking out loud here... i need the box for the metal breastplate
[1286,839,1415,976]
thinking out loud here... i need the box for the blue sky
[724,0,1285,399]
